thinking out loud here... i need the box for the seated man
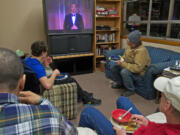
[79,76,180,135]
[0,48,77,134]
[25,41,101,105]
[111,30,151,96]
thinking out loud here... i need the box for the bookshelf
[94,0,122,71]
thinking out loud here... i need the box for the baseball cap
[154,76,180,112]
[127,30,142,46]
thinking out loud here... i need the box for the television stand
[52,53,94,75]
[52,52,94,59]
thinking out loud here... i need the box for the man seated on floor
[78,76,180,135]
[25,41,101,105]
[111,30,151,96]
[0,48,78,134]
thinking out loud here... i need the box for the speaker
[48,34,92,55]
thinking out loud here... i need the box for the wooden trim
[96,29,119,32]
[96,0,121,2]
[121,35,180,46]
[96,16,120,19]
[52,53,94,60]
[96,55,105,58]
[96,42,119,45]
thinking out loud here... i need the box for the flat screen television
[43,0,94,35]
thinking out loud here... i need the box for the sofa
[104,46,180,99]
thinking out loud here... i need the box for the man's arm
[64,15,71,30]
[78,15,84,30]
[39,69,60,90]
[19,91,53,105]
[19,91,78,135]
[61,117,78,135]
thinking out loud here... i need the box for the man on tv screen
[64,3,84,31]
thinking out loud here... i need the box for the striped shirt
[0,93,77,135]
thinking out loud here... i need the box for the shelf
[96,42,119,45]
[96,55,105,58]
[96,16,120,19]
[97,0,121,2]
[94,0,122,71]
[52,53,94,60]
[96,29,119,32]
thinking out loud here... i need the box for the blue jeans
[79,97,142,135]
[111,65,144,92]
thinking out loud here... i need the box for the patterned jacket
[0,93,77,135]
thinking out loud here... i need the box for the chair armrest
[149,60,176,75]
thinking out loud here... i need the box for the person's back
[0,93,61,134]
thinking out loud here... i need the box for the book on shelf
[96,33,115,43]
[96,45,116,56]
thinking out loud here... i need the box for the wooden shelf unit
[96,42,119,45]
[94,0,122,71]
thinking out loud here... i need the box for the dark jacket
[64,13,84,31]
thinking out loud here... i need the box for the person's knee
[116,96,129,106]
[81,107,97,116]
[120,69,131,77]
[111,66,120,74]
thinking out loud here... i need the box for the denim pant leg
[116,96,142,115]
[79,107,115,135]
[111,65,123,85]
[120,69,136,92]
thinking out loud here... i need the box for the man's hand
[53,69,60,76]
[117,60,122,65]
[113,126,127,135]
[43,56,52,66]
[19,91,41,105]
[131,114,149,126]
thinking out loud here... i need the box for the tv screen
[43,0,94,35]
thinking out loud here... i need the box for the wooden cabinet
[93,0,123,71]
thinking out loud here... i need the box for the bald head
[0,48,24,91]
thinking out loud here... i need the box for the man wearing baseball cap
[114,76,180,135]
[111,30,151,96]
[79,76,180,135]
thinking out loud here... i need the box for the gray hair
[0,48,24,90]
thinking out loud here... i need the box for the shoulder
[137,45,147,51]
[25,56,32,63]
[0,103,61,134]
[135,45,149,54]
[1,102,60,121]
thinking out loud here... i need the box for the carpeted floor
[71,71,159,126]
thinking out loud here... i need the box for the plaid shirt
[0,93,78,135]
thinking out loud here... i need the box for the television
[43,0,94,35]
